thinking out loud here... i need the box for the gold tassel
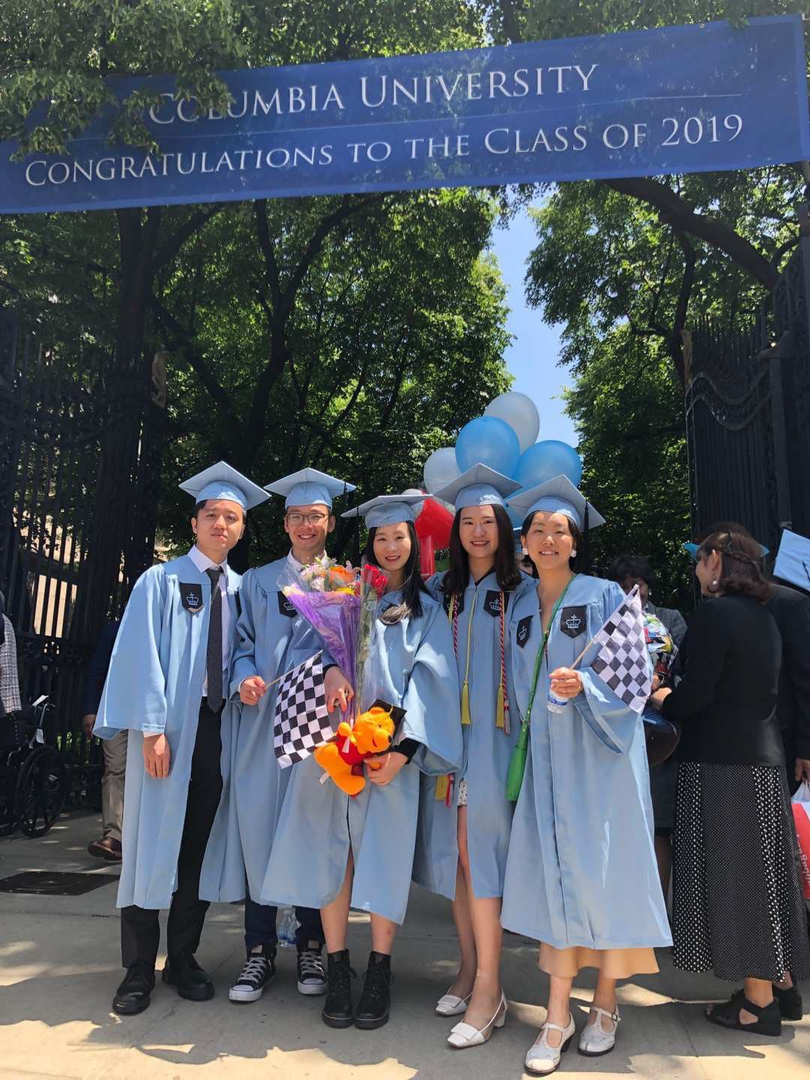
[496,682,506,729]
[435,774,450,801]
[461,680,471,725]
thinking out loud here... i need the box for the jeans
[244,897,325,953]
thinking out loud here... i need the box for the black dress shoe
[321,949,356,1028]
[113,961,155,1016]
[162,953,215,1002]
[774,983,804,1021]
[354,951,392,1030]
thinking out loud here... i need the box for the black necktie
[206,567,224,710]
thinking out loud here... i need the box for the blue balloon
[514,440,583,489]
[455,416,520,476]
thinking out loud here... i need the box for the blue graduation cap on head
[432,463,521,512]
[507,474,605,531]
[264,467,356,510]
[684,539,769,562]
[179,460,269,512]
[341,494,428,529]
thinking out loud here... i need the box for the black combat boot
[321,949,356,1028]
[354,951,392,1030]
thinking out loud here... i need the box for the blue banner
[2,15,808,215]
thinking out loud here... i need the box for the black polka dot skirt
[672,762,810,983]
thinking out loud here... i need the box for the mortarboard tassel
[435,774,451,802]
[461,679,471,725]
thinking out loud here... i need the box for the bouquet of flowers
[276,556,389,717]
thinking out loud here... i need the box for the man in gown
[94,462,268,1016]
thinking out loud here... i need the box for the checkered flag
[273,652,333,768]
[590,585,652,714]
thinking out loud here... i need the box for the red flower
[361,564,389,597]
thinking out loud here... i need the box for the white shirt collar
[188,545,228,575]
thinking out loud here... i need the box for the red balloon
[415,496,454,549]
[419,534,436,577]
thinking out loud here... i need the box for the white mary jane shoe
[578,1005,620,1056]
[447,991,507,1048]
[524,1014,576,1075]
[435,989,472,1017]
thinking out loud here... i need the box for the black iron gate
[686,240,810,551]
[0,309,164,764]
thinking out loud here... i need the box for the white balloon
[423,447,461,493]
[484,392,540,453]
[402,487,426,518]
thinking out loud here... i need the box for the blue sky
[488,205,578,446]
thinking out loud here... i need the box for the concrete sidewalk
[0,812,807,1080]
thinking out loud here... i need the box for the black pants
[121,703,223,970]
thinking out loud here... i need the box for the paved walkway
[0,812,808,1079]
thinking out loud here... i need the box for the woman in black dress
[651,529,809,1036]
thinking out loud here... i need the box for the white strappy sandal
[446,991,507,1048]
[524,1014,576,1075]
[435,989,472,1016]
[578,1005,620,1056]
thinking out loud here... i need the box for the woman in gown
[501,475,671,1075]
[413,464,533,1048]
[262,494,461,1032]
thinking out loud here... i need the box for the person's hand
[795,758,810,785]
[82,713,97,739]
[324,666,353,713]
[143,733,171,779]
[240,675,267,706]
[651,674,662,692]
[365,752,407,786]
[549,667,583,700]
[649,687,673,712]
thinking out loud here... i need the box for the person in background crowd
[224,468,355,1005]
[82,620,123,861]
[502,478,670,1076]
[0,590,22,718]
[607,555,687,904]
[652,528,810,1037]
[413,465,534,1049]
[264,494,461,1032]
[693,523,810,794]
[94,462,268,1017]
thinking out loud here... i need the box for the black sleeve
[81,622,119,716]
[661,604,729,724]
[391,737,420,763]
[780,594,810,759]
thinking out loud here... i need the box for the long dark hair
[441,504,522,597]
[520,512,585,578]
[698,528,772,603]
[364,521,428,624]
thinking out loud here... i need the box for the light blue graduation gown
[213,556,321,903]
[413,570,534,901]
[500,574,672,951]
[93,553,243,910]
[262,589,462,925]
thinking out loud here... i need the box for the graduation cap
[773,528,810,590]
[264,467,356,510]
[179,461,269,512]
[432,463,522,512]
[684,539,769,562]
[506,475,605,531]
[341,494,428,528]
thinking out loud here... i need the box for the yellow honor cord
[435,774,451,802]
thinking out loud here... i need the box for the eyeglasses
[285,512,329,526]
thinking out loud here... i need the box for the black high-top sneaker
[354,951,392,1030]
[229,946,277,1003]
[321,949,356,1028]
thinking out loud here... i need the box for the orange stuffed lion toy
[314,706,395,796]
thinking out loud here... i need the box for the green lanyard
[524,576,576,726]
